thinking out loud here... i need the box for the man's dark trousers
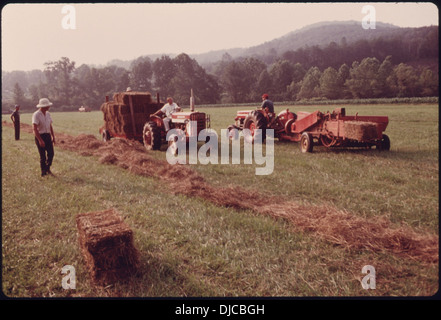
[14,122,20,140]
[35,133,54,175]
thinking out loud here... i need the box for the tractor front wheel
[300,132,313,153]
[143,122,161,151]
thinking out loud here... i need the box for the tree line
[2,38,438,112]
[3,54,220,112]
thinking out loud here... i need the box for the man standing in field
[32,98,56,177]
[10,104,20,140]
[153,97,181,132]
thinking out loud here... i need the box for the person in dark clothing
[32,98,56,177]
[261,94,275,126]
[260,94,274,114]
[10,105,20,140]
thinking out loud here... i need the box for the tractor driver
[153,97,181,132]
[261,94,276,126]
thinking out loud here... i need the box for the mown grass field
[1,103,438,298]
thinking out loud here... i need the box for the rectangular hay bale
[344,121,378,142]
[114,92,153,105]
[101,93,162,137]
[76,209,139,284]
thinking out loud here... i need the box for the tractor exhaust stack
[190,89,195,112]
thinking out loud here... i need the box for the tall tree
[338,63,351,99]
[298,67,322,100]
[387,63,420,97]
[118,70,131,92]
[268,60,296,99]
[130,57,153,91]
[319,67,343,100]
[418,68,438,97]
[44,57,76,106]
[13,82,27,107]
[377,56,394,97]
[345,57,382,98]
[220,60,247,103]
[170,53,220,104]
[256,69,273,100]
[153,55,177,95]
[241,57,267,101]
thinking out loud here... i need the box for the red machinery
[143,111,210,150]
[229,107,390,153]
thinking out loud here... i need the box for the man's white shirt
[32,109,53,134]
[161,103,179,117]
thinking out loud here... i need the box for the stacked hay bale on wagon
[100,91,162,141]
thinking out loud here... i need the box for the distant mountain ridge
[190,20,404,65]
[109,20,434,69]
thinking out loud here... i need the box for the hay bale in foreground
[344,121,378,141]
[76,208,139,285]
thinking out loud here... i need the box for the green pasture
[195,103,439,231]
[1,103,438,297]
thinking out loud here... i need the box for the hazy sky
[1,2,438,72]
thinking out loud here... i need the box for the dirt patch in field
[5,121,438,264]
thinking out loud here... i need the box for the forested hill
[193,21,398,64]
[195,21,438,70]
[242,21,401,57]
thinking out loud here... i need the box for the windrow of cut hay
[3,121,438,265]
[100,92,162,138]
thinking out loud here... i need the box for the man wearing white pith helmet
[32,98,56,177]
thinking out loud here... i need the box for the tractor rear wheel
[300,132,313,153]
[143,121,161,151]
[243,111,267,143]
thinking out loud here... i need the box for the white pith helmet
[36,98,53,108]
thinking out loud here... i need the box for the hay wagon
[99,91,163,143]
[100,91,210,151]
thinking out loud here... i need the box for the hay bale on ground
[76,208,139,285]
[344,121,378,141]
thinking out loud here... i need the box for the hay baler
[229,107,390,153]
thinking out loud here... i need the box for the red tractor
[143,110,210,151]
[228,107,390,153]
